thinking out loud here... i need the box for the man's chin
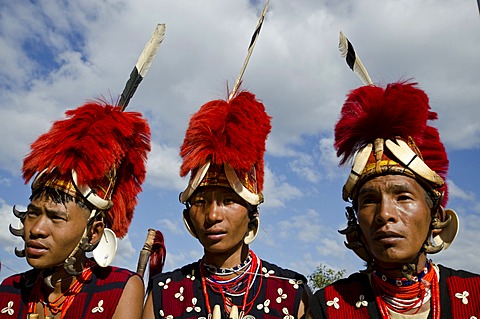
[26,257,64,269]
[372,249,417,268]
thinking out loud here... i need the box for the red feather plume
[22,102,151,238]
[180,91,271,192]
[148,230,166,280]
[334,81,449,203]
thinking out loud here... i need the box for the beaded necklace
[204,252,253,276]
[371,260,440,319]
[200,250,262,319]
[27,260,94,318]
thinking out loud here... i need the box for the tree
[309,263,346,290]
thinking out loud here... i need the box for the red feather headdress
[179,91,271,205]
[334,81,449,205]
[22,101,151,238]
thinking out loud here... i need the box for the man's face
[23,193,90,269]
[188,186,250,256]
[356,175,432,268]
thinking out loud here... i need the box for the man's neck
[41,256,87,294]
[203,244,250,270]
[374,254,428,278]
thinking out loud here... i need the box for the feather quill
[338,31,373,85]
[119,23,166,110]
[229,0,270,101]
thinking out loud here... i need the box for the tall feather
[180,91,271,193]
[228,0,270,101]
[338,31,373,86]
[21,24,165,239]
[119,23,166,110]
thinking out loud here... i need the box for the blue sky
[0,0,479,283]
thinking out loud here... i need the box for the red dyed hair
[22,101,151,238]
[180,91,271,193]
[334,81,449,204]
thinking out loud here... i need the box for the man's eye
[224,198,235,204]
[397,194,412,201]
[26,211,39,217]
[359,197,375,206]
[192,199,206,206]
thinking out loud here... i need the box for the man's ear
[183,207,198,238]
[431,205,447,237]
[431,205,459,248]
[89,220,105,245]
[248,205,259,219]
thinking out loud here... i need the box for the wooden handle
[136,228,157,278]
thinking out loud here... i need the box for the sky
[0,0,479,284]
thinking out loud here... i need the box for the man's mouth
[373,230,403,243]
[26,240,48,256]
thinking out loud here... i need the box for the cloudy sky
[1,0,479,283]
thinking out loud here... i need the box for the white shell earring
[244,217,260,245]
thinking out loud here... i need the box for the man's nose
[375,198,398,224]
[29,216,49,238]
[205,201,223,224]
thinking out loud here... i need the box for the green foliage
[309,263,346,290]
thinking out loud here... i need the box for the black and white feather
[338,31,373,86]
[229,0,270,101]
[119,23,166,110]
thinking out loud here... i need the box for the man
[0,101,150,318]
[142,89,310,319]
[308,80,480,318]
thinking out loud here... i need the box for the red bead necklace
[27,260,94,318]
[371,261,440,319]
[200,250,263,318]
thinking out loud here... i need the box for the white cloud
[315,238,347,258]
[434,213,480,273]
[277,209,325,242]
[447,179,476,202]
[318,137,344,180]
[155,218,184,236]
[289,153,320,183]
[0,200,29,281]
[263,166,303,208]
[1,0,479,283]
[0,200,24,254]
[146,142,185,191]
[0,178,12,187]
[163,249,202,272]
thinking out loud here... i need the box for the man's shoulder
[90,264,138,284]
[332,272,368,286]
[312,272,369,297]
[1,273,23,287]
[260,259,308,283]
[437,264,480,314]
[438,264,480,278]
[1,269,38,287]
[438,264,480,292]
[152,261,199,282]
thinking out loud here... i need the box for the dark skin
[353,174,448,315]
[186,186,253,270]
[23,192,144,319]
[356,175,442,277]
[306,175,442,318]
[143,186,309,319]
